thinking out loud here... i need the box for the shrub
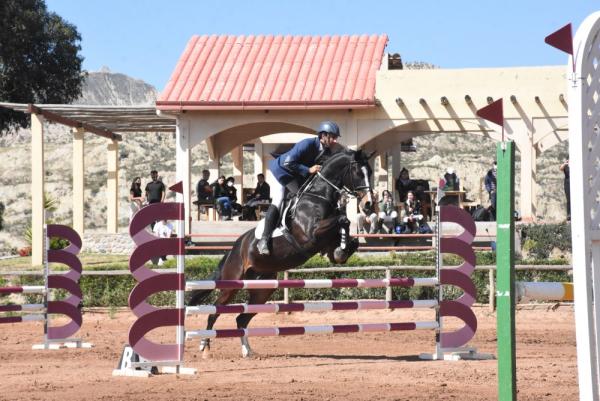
[519,223,571,260]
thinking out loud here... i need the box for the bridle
[316,158,372,199]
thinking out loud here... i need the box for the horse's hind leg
[200,288,238,359]
[236,276,277,358]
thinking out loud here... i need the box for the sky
[46,0,599,90]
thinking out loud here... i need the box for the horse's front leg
[236,284,276,358]
[201,288,238,359]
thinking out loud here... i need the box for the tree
[0,0,85,132]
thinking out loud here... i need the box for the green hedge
[11,252,570,307]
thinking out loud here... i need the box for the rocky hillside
[0,66,569,255]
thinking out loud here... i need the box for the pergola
[0,102,176,265]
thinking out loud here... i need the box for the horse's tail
[188,251,228,306]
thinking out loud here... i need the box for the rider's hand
[309,165,322,174]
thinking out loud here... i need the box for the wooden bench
[193,200,217,221]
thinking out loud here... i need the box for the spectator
[249,173,270,203]
[358,192,379,234]
[395,168,414,203]
[196,169,213,204]
[153,219,173,266]
[443,167,460,191]
[128,177,144,222]
[560,159,570,221]
[403,191,424,233]
[377,190,398,233]
[226,176,242,217]
[242,173,271,221]
[484,162,497,220]
[212,176,231,220]
[145,170,166,229]
[145,170,166,204]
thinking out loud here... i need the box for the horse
[188,148,374,358]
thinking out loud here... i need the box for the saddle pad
[254,219,284,240]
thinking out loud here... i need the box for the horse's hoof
[202,347,211,359]
[241,344,253,358]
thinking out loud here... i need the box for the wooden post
[385,268,392,301]
[31,113,45,266]
[106,140,119,233]
[72,128,85,235]
[496,141,516,401]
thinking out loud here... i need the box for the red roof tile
[157,34,388,111]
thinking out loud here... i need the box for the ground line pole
[496,141,516,401]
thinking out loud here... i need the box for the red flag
[545,23,573,55]
[476,99,504,127]
[169,181,183,194]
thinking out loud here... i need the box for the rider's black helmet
[317,121,341,138]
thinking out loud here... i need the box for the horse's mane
[321,147,369,167]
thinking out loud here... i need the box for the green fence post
[496,141,516,400]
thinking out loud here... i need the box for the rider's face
[321,134,337,148]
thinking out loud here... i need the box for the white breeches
[271,179,286,210]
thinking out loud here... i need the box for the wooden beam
[27,104,122,141]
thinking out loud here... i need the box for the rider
[256,121,341,255]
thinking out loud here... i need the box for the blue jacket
[269,137,322,185]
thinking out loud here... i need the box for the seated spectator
[196,169,213,205]
[241,173,271,221]
[358,192,379,234]
[153,219,174,266]
[212,176,231,220]
[443,167,460,191]
[226,177,243,217]
[377,190,398,234]
[129,177,144,222]
[403,191,424,233]
[439,167,461,206]
[395,168,414,203]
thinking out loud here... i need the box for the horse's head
[321,148,374,197]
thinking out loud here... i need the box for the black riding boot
[257,205,279,255]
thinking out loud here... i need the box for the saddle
[254,192,298,240]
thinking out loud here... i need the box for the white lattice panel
[569,11,600,401]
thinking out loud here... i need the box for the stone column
[31,113,45,266]
[106,139,119,233]
[519,139,538,222]
[72,128,85,235]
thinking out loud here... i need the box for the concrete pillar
[254,141,264,176]
[106,139,119,233]
[31,113,45,266]
[519,139,538,222]
[375,153,388,194]
[176,119,191,233]
[391,144,402,191]
[232,145,243,197]
[344,117,359,232]
[208,156,220,183]
[72,128,85,235]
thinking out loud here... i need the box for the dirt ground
[0,306,577,401]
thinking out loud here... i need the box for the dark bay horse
[188,148,373,357]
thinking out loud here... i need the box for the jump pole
[496,140,516,401]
